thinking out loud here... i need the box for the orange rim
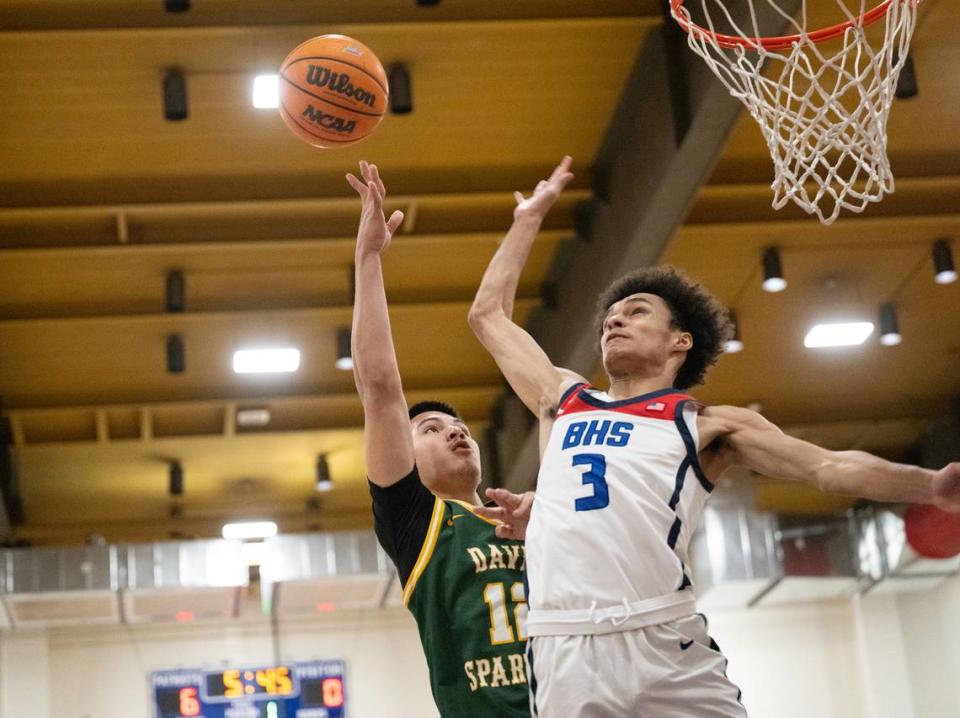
[670,0,916,51]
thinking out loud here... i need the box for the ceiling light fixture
[163,67,188,121]
[315,454,334,492]
[894,52,918,100]
[236,407,271,427]
[252,74,279,109]
[166,334,186,374]
[335,327,353,371]
[723,312,744,353]
[222,521,278,540]
[232,348,300,374]
[804,321,874,349]
[878,304,902,346]
[165,270,185,313]
[762,247,787,293]
[932,239,957,285]
[388,63,413,114]
[168,461,184,496]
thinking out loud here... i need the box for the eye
[424,425,439,433]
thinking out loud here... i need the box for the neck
[606,367,677,401]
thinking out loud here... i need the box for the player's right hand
[475,489,535,541]
[513,155,574,222]
[347,160,404,255]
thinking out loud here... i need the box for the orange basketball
[278,34,388,149]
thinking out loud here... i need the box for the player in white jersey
[467,157,960,717]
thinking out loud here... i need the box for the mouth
[450,440,472,454]
[604,333,628,346]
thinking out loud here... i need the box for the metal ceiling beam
[13,507,374,545]
[0,298,539,329]
[2,385,500,445]
[487,3,802,493]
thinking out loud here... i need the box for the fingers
[486,487,523,509]
[386,209,405,235]
[550,155,574,186]
[494,525,515,540]
[345,173,366,196]
[368,163,387,198]
[474,505,506,522]
[514,191,524,205]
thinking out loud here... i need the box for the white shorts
[526,613,747,718]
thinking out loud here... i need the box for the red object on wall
[904,504,960,559]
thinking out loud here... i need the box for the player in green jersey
[347,160,530,717]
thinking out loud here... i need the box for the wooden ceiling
[1,0,957,544]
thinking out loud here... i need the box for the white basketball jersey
[525,384,713,636]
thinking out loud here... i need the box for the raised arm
[347,161,411,488]
[701,405,960,512]
[468,157,585,416]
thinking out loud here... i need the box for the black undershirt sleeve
[368,464,436,587]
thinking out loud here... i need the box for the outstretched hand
[474,488,535,541]
[346,160,404,255]
[932,462,960,513]
[513,155,574,221]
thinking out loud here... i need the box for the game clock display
[152,660,346,718]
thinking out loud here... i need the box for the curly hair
[594,266,733,390]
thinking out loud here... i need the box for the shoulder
[556,369,588,400]
[698,405,774,445]
[556,367,589,386]
[542,367,589,418]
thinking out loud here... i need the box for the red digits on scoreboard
[179,687,200,717]
[322,678,344,707]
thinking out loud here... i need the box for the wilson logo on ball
[305,65,377,108]
[301,105,357,135]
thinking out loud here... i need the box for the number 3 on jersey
[573,453,609,511]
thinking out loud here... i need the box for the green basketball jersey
[404,497,530,717]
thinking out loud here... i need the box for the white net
[671,0,920,224]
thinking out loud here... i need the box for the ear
[674,331,693,353]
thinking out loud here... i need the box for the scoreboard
[152,660,346,718]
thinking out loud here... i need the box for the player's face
[600,293,690,378]
[410,411,481,492]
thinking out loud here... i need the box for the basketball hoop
[670,1,921,224]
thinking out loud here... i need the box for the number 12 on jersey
[573,453,609,511]
[483,581,527,646]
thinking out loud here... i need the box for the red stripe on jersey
[556,385,696,421]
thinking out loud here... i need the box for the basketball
[278,34,388,149]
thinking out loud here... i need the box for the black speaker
[165,270,185,313]
[895,53,918,100]
[166,334,186,374]
[0,414,24,526]
[164,0,191,12]
[388,64,413,115]
[416,0,441,5]
[163,68,188,121]
[169,461,184,496]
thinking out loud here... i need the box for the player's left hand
[346,160,404,256]
[513,156,574,221]
[474,489,535,540]
[932,462,960,513]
